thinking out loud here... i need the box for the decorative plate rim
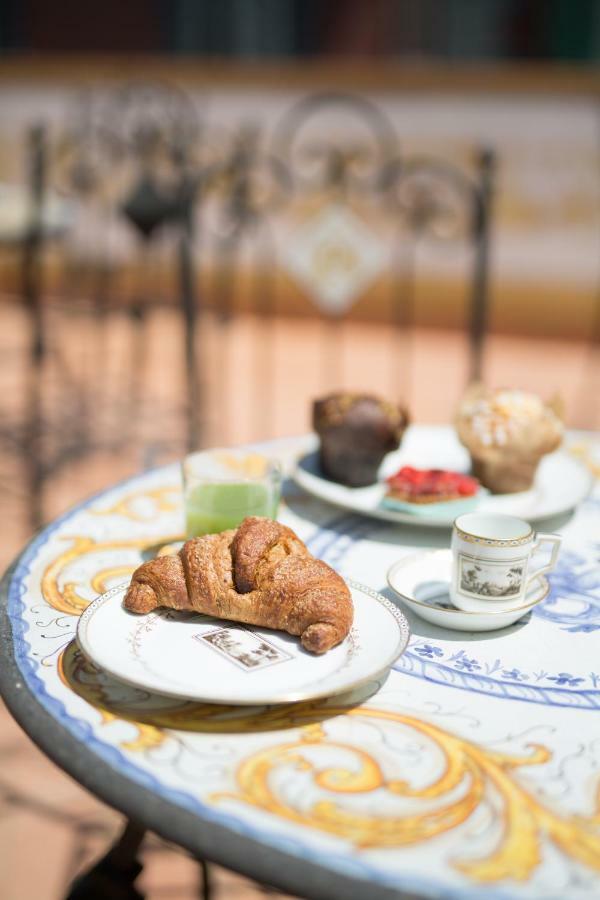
[387,550,549,617]
[77,580,411,706]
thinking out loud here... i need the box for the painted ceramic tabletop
[2,433,600,900]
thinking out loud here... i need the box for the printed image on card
[194,627,293,671]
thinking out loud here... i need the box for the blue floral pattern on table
[449,651,481,672]
[546,673,585,686]
[501,668,529,682]
[400,639,600,706]
[412,644,443,659]
[534,549,600,633]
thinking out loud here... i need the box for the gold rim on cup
[453,522,534,548]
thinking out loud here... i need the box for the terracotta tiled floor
[1,297,598,898]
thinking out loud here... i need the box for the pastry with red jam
[383,466,481,515]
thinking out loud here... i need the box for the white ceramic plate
[77,582,410,705]
[293,425,592,527]
[387,549,549,632]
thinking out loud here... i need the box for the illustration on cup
[458,553,528,599]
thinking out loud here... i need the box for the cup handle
[527,533,561,588]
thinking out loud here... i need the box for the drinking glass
[182,448,281,537]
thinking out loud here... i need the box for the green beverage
[185,480,279,537]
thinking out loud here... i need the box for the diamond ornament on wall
[283,205,386,315]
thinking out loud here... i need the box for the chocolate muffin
[313,393,409,487]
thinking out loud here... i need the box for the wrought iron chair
[205,91,495,424]
[6,83,205,530]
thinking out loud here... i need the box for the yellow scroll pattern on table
[41,534,182,616]
[60,643,600,886]
[90,486,181,521]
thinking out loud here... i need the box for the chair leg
[64,819,146,900]
[199,857,213,900]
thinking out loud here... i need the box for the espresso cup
[450,513,561,613]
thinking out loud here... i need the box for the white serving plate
[77,581,410,705]
[293,425,592,527]
[387,549,549,632]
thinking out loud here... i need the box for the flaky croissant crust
[124,516,353,654]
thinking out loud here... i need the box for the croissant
[124,516,353,654]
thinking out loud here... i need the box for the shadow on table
[378,585,535,644]
[284,485,449,551]
[286,484,573,644]
[62,640,385,734]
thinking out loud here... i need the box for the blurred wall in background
[0,62,598,339]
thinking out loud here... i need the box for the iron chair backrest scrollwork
[274,92,495,387]
[10,83,496,530]
[9,82,206,530]
[207,91,496,409]
[57,81,204,451]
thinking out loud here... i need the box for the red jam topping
[386,466,479,497]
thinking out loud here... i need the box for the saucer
[387,549,549,632]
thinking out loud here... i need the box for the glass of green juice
[182,448,282,537]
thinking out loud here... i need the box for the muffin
[456,385,563,493]
[313,392,409,487]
